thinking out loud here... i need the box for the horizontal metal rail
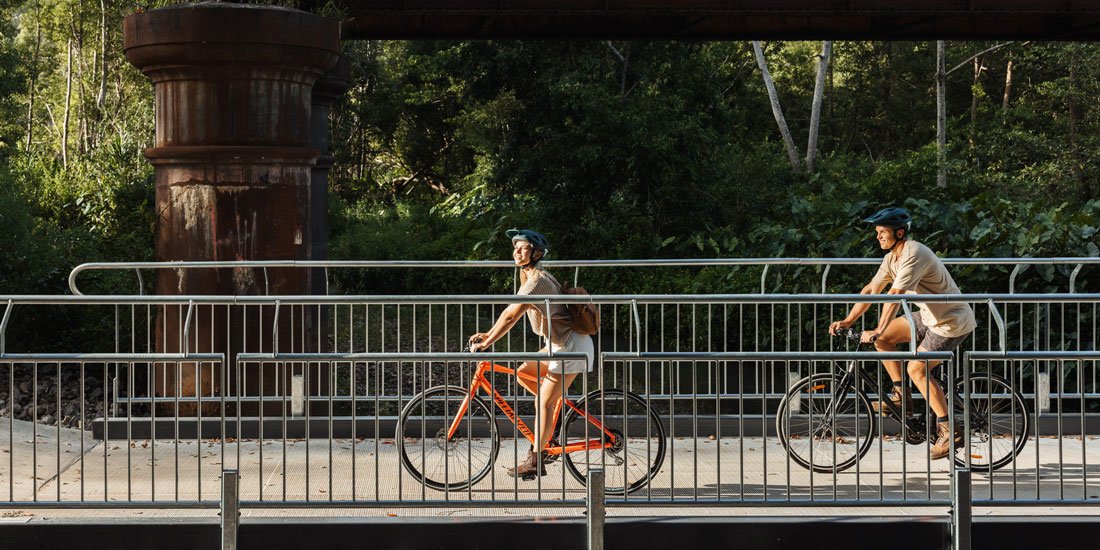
[602,351,955,362]
[67,257,1100,295]
[7,292,1100,305]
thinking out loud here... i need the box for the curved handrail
[67,257,1100,295]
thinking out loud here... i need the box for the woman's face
[513,240,540,266]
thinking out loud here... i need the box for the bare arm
[828,279,889,335]
[872,287,908,335]
[468,303,532,352]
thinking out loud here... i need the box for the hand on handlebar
[828,320,852,336]
[467,332,489,353]
[859,330,881,345]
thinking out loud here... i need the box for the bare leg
[875,315,913,383]
[908,356,948,418]
[515,359,545,396]
[515,358,579,450]
[534,371,578,451]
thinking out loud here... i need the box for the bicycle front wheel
[777,373,876,474]
[397,385,500,491]
[561,389,666,495]
[952,372,1030,472]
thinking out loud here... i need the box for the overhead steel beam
[316,1,1100,40]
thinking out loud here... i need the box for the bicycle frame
[445,361,618,457]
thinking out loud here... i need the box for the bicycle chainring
[904,417,928,445]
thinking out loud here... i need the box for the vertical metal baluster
[689,356,697,502]
[305,359,311,502]
[1035,358,1041,499]
[328,358,334,501]
[719,304,727,502]
[739,304,744,502]
[692,308,698,502]
[196,358,203,502]
[1058,359,1064,500]
[55,362,61,502]
[1083,358,1089,500]
[79,362,86,501]
[103,363,108,501]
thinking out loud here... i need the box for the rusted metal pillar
[124,4,340,415]
[310,56,351,298]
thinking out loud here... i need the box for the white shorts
[547,332,595,375]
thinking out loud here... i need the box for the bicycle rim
[397,385,500,491]
[777,373,876,474]
[953,373,1030,472]
[562,389,667,495]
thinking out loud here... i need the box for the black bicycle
[776,329,1030,473]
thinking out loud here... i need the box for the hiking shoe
[871,387,915,416]
[930,422,964,460]
[506,450,548,480]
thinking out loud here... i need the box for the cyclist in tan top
[829,207,976,459]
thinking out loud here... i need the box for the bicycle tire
[561,388,666,495]
[952,372,1030,472]
[777,373,876,474]
[397,385,500,491]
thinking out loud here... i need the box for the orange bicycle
[397,357,666,495]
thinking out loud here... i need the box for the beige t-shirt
[518,268,573,346]
[870,240,976,338]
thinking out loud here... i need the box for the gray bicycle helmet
[863,207,913,233]
[506,229,550,256]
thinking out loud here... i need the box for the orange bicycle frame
[445,361,617,456]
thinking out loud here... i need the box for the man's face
[874,225,898,250]
[513,240,541,265]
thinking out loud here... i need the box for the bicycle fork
[812,361,858,440]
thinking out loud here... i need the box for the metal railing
[0,292,1097,510]
[2,293,1099,411]
[67,257,1099,295]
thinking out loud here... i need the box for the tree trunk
[1002,58,1013,111]
[752,41,800,172]
[936,41,947,188]
[805,41,832,173]
[24,1,41,153]
[1067,51,1088,198]
[969,56,982,150]
[62,38,73,168]
[97,0,108,109]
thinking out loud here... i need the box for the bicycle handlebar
[835,327,874,343]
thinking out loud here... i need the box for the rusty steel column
[309,55,351,298]
[124,4,340,415]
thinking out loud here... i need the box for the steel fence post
[587,468,605,550]
[952,468,972,550]
[222,469,240,550]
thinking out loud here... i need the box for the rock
[40,414,54,425]
[18,382,28,394]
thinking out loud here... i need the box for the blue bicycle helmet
[863,207,912,233]
[506,229,550,255]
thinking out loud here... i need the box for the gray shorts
[910,314,969,353]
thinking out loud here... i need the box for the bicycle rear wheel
[777,373,876,473]
[952,372,1029,472]
[561,389,666,495]
[397,385,500,491]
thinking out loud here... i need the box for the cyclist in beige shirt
[829,207,975,460]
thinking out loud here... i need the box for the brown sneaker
[506,450,548,479]
[871,387,915,416]
[930,422,964,460]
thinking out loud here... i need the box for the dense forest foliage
[1,2,1098,298]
